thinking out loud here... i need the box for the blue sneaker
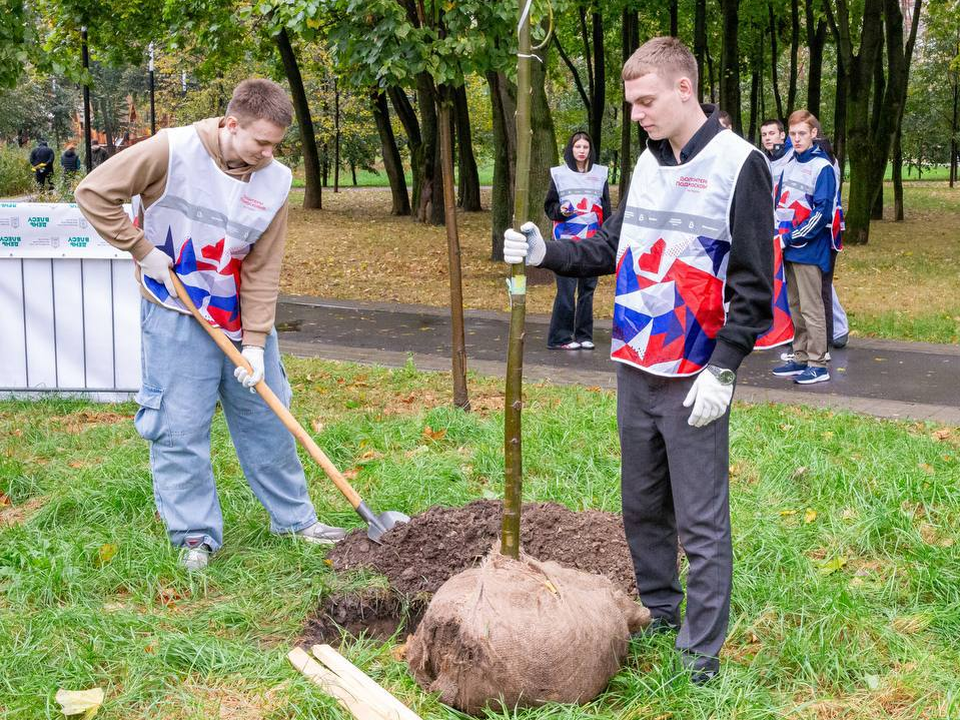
[794,366,830,384]
[772,361,807,377]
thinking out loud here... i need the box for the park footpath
[276,295,960,425]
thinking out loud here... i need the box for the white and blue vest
[141,125,291,340]
[550,163,608,240]
[612,131,758,376]
[774,153,834,250]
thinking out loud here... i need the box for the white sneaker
[780,350,795,361]
[182,544,211,572]
[297,522,348,545]
[579,340,596,350]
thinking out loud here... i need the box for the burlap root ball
[406,549,651,714]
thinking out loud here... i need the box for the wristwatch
[705,364,736,385]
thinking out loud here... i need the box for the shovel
[169,273,409,543]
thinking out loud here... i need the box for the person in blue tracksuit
[771,110,836,384]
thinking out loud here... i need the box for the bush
[0,144,34,197]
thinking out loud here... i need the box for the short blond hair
[622,36,698,91]
[226,79,293,129]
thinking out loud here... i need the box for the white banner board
[0,203,141,401]
[0,201,130,259]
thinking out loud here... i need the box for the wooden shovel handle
[169,273,363,509]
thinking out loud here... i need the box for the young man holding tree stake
[503,37,773,683]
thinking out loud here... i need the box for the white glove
[560,200,576,216]
[503,221,546,266]
[234,346,265,391]
[138,247,176,296]
[682,368,734,428]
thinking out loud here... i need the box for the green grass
[2,358,960,718]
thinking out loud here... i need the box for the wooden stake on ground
[288,647,397,720]
[311,644,421,720]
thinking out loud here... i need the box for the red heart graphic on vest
[637,238,666,274]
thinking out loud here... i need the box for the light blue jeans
[134,299,318,551]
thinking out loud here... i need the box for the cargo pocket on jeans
[134,384,165,442]
[278,361,293,408]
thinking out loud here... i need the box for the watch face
[710,366,735,384]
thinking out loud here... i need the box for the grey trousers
[617,363,732,663]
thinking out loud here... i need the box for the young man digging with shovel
[75,79,346,571]
[504,37,773,683]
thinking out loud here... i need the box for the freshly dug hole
[407,550,651,714]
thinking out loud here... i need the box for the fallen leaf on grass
[817,556,847,575]
[0,492,9,507]
[804,508,818,524]
[55,687,104,718]
[392,640,410,662]
[932,428,952,441]
[422,426,447,442]
[359,450,383,462]
[311,419,324,433]
[342,468,360,480]
[918,463,935,475]
[68,461,85,469]
[779,509,797,517]
[864,674,881,691]
[97,544,118,565]
[791,466,808,480]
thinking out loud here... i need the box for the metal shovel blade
[356,502,410,544]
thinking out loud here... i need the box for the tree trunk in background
[893,124,904,221]
[788,0,799,115]
[528,22,559,285]
[454,84,481,211]
[438,89,470,411]
[828,0,922,245]
[707,42,716,102]
[769,4,784,121]
[870,42,886,222]
[720,0,742,132]
[621,7,640,200]
[487,70,517,260]
[371,90,411,216]
[416,73,444,225]
[804,0,826,118]
[591,9,605,155]
[388,86,423,214]
[670,0,679,36]
[834,52,847,184]
[951,52,959,187]
[275,27,321,209]
[695,0,707,100]
[748,65,760,144]
[334,78,340,193]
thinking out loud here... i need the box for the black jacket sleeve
[601,182,612,225]
[540,201,624,277]
[709,151,774,371]
[543,178,565,221]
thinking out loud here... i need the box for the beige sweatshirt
[74,117,289,348]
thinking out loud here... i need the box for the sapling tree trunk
[502,0,535,560]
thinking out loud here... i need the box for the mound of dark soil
[327,499,638,596]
